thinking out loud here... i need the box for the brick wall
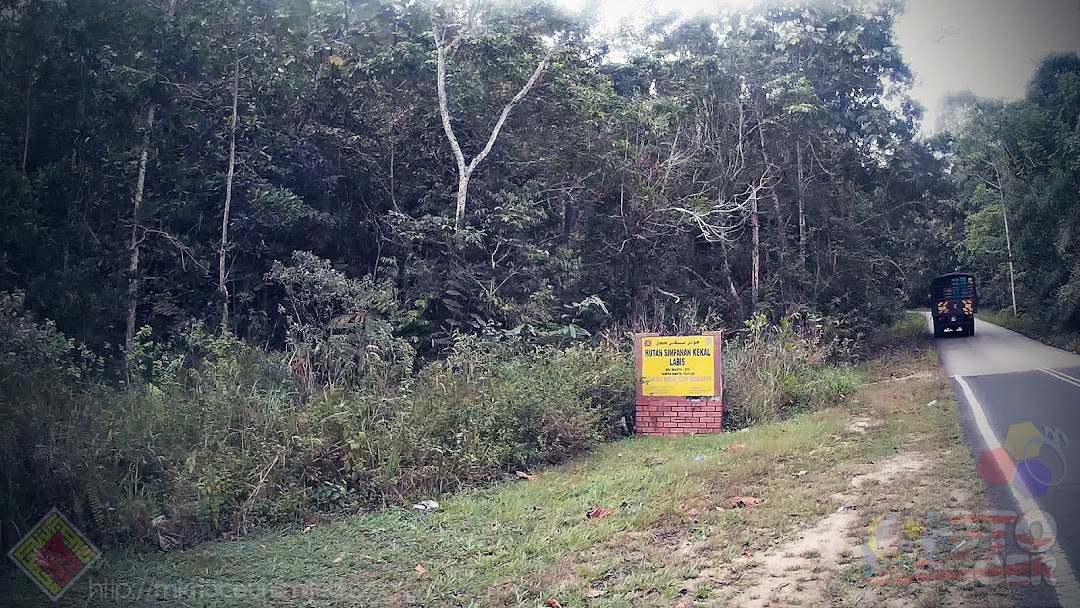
[634,397,724,437]
[633,331,724,437]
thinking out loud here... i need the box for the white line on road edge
[954,374,1080,606]
[1040,368,1080,389]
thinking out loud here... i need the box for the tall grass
[1,292,860,555]
[0,293,635,550]
[722,314,862,429]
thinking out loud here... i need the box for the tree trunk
[124,0,177,356]
[721,241,739,306]
[219,53,240,333]
[21,71,34,173]
[455,171,470,230]
[751,194,760,308]
[125,104,156,355]
[796,140,806,269]
[758,122,784,296]
[431,17,555,232]
[997,174,1019,315]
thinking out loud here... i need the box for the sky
[557,0,1080,134]
[895,0,1080,133]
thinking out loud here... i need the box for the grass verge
[0,314,1007,608]
[979,310,1080,353]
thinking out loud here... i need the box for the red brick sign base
[633,332,724,437]
[634,397,724,436]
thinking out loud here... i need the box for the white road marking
[954,374,1080,605]
[1041,368,1080,389]
[955,375,1002,450]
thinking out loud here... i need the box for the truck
[930,272,979,338]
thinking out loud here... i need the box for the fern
[87,485,106,530]
[152,298,181,318]
[71,488,84,531]
[1037,265,1068,302]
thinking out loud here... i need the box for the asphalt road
[928,314,1080,608]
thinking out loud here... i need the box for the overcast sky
[896,0,1080,133]
[558,0,1080,135]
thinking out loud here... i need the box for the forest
[1,0,1078,553]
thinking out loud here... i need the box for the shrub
[0,292,112,551]
[2,283,858,555]
[267,251,414,394]
[0,296,635,550]
[316,336,635,504]
[722,313,861,429]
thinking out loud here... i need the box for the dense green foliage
[2,292,855,549]
[943,53,1080,331]
[722,313,861,428]
[0,0,972,551]
[1,0,943,351]
[1,293,635,547]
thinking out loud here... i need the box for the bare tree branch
[431,8,558,232]
[665,166,778,243]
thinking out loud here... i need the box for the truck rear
[930,273,978,337]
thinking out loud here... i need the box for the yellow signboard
[641,335,717,396]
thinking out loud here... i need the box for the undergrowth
[1,291,860,555]
[722,313,863,429]
[980,309,1080,353]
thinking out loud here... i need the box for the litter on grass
[412,500,440,512]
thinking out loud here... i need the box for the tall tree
[431,9,558,231]
[125,0,179,354]
[125,103,157,354]
[219,52,240,331]
[953,53,1080,329]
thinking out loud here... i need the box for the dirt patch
[534,561,585,596]
[714,510,858,607]
[867,371,937,385]
[845,418,883,433]
[385,588,414,608]
[709,452,932,608]
[853,452,928,486]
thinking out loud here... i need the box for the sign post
[634,332,723,436]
